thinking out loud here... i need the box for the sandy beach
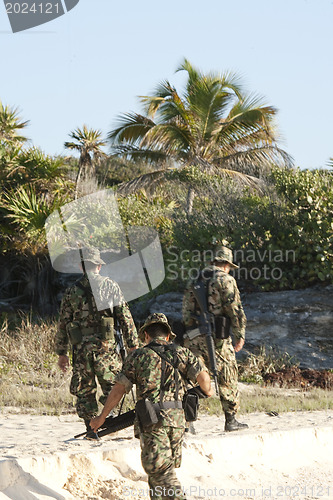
[1,404,333,500]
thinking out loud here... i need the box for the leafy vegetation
[0,60,332,312]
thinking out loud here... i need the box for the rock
[147,292,183,323]
[136,285,333,369]
[264,367,333,389]
[242,285,333,370]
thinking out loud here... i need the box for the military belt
[81,327,100,335]
[155,401,183,410]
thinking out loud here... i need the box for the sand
[1,404,333,500]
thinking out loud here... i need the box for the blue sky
[1,0,333,169]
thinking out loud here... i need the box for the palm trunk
[186,186,195,216]
[74,162,83,200]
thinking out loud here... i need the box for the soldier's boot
[224,412,249,432]
[184,422,196,434]
[84,419,100,440]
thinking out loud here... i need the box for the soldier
[90,313,212,499]
[55,247,139,436]
[182,244,248,432]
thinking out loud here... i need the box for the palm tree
[0,101,29,146]
[108,59,293,213]
[64,125,107,199]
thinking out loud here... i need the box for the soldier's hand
[58,355,70,372]
[234,339,245,352]
[90,415,105,433]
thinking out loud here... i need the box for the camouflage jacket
[182,264,247,340]
[55,272,138,355]
[116,336,204,428]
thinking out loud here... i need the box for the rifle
[192,277,220,397]
[115,322,127,363]
[114,316,136,410]
[74,409,136,439]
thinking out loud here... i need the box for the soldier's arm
[179,347,213,396]
[55,293,72,372]
[55,293,71,356]
[107,281,139,350]
[217,276,247,341]
[182,285,197,328]
[197,371,213,397]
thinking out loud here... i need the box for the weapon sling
[146,342,206,422]
[135,343,182,429]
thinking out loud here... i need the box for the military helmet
[139,312,176,341]
[211,245,239,269]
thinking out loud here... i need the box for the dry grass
[0,314,332,416]
[238,345,299,384]
[199,385,333,416]
[0,313,75,414]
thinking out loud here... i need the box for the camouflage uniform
[56,270,138,420]
[182,249,246,416]
[116,313,204,500]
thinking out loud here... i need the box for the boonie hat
[139,313,176,341]
[211,245,239,269]
[82,247,106,266]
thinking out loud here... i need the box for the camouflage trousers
[184,335,239,414]
[70,339,122,420]
[140,422,186,500]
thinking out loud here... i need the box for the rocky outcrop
[243,285,333,369]
[134,285,333,370]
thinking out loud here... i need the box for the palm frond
[216,145,294,171]
[108,113,156,145]
[0,101,29,145]
[142,123,192,156]
[3,186,51,234]
[110,144,169,163]
[116,168,173,195]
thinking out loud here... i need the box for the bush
[163,166,333,291]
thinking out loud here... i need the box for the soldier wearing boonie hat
[90,310,212,499]
[211,245,239,269]
[55,246,138,438]
[139,312,176,342]
[82,247,106,266]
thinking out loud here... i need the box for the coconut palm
[108,59,293,213]
[64,125,107,199]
